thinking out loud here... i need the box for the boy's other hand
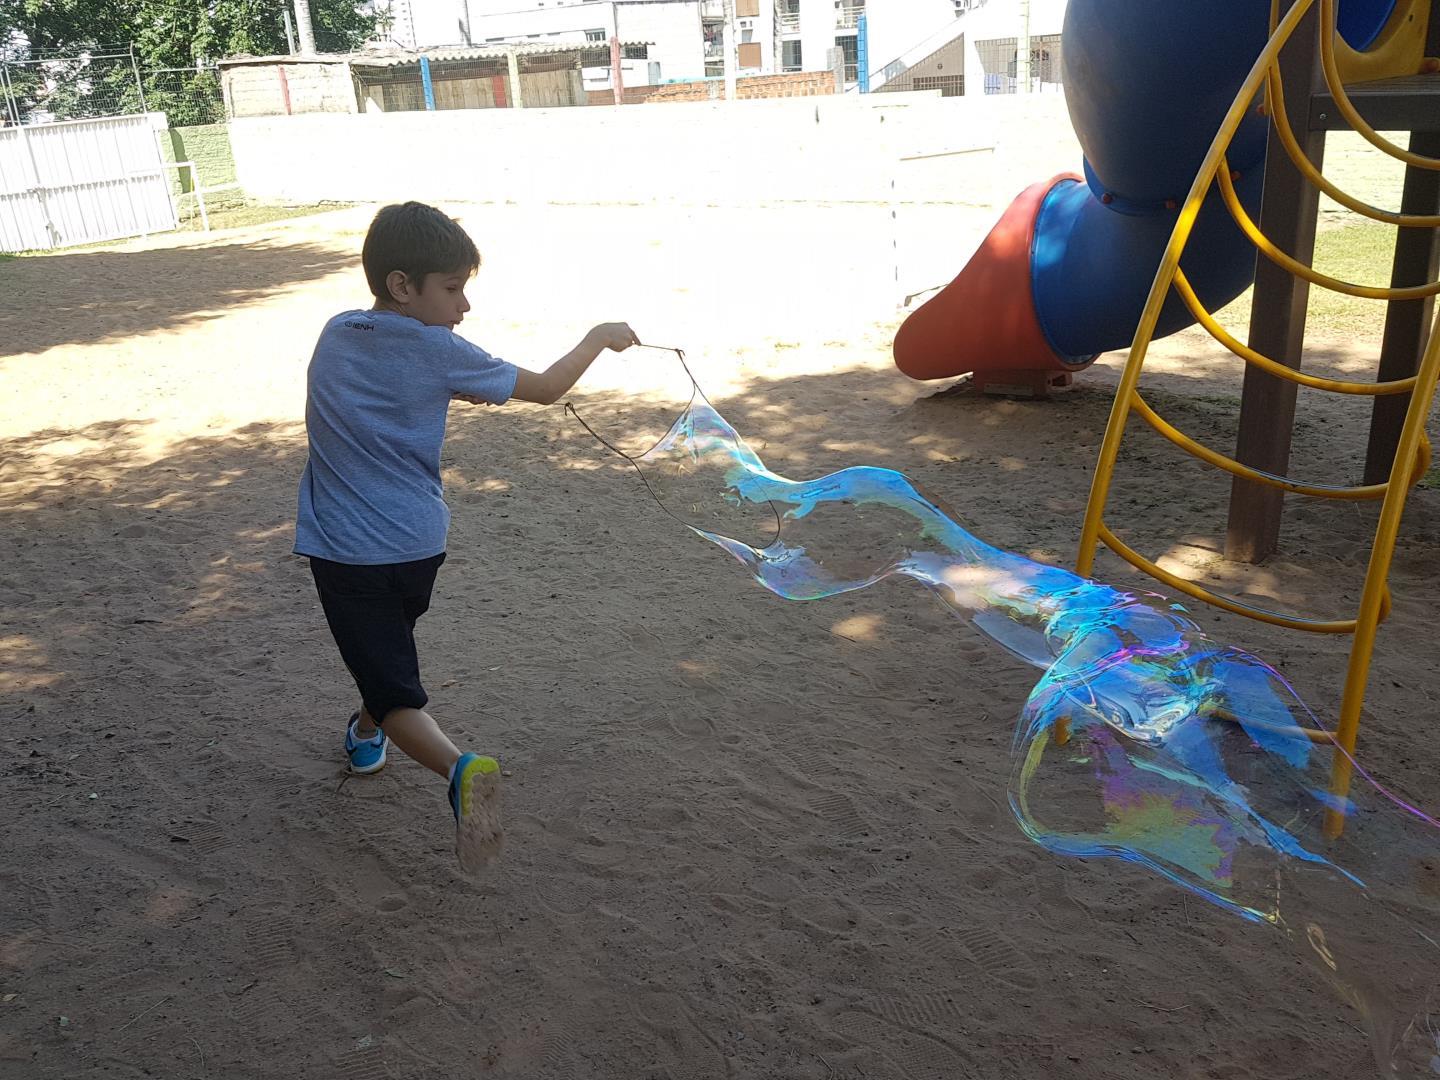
[585,322,640,353]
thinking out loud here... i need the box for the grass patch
[1419,468,1440,491]
[3,200,355,257]
[1211,219,1397,340]
[189,200,355,232]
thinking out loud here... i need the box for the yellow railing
[1075,0,1440,838]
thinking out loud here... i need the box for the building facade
[371,0,1067,92]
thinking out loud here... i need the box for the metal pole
[420,54,436,110]
[1,63,20,125]
[17,123,59,247]
[1016,0,1031,93]
[506,49,524,109]
[283,9,297,55]
[131,44,148,114]
[722,0,737,101]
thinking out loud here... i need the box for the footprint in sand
[171,820,229,855]
[951,924,1040,992]
[833,1009,980,1080]
[249,932,298,970]
[539,1014,586,1080]
[334,1044,390,1080]
[809,789,871,839]
[630,991,728,1080]
[862,990,969,1038]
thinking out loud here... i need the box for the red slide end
[894,173,1082,384]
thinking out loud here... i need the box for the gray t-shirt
[294,309,519,565]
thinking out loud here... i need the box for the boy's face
[386,268,473,330]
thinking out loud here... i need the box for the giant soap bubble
[572,356,1440,1078]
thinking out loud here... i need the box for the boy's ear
[385,269,413,304]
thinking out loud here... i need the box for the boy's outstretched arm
[510,322,639,406]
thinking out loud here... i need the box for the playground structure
[900,0,1439,838]
[1076,0,1439,838]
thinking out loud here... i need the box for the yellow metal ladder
[1075,0,1440,837]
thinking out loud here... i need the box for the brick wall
[222,61,358,119]
[583,70,838,107]
[585,84,672,106]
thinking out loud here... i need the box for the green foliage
[1,1,375,120]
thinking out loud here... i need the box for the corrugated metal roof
[349,41,650,68]
[218,41,650,69]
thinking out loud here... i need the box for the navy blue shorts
[309,553,446,725]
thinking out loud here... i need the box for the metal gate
[0,113,177,253]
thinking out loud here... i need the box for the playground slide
[893,0,1415,389]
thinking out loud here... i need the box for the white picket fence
[0,112,177,253]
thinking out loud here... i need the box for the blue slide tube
[1030,1,1276,364]
[893,0,1404,382]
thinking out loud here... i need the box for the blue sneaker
[345,713,387,774]
[448,752,503,872]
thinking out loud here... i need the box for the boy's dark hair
[361,202,480,300]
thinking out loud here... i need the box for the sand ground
[2,197,1438,1080]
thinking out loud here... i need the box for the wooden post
[1224,0,1326,564]
[610,36,623,104]
[506,49,523,109]
[1362,11,1440,484]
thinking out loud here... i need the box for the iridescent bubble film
[577,365,1440,1078]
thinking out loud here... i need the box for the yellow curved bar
[1217,162,1440,299]
[1330,0,1433,83]
[1207,705,1336,745]
[1320,0,1440,170]
[1172,270,1421,395]
[1095,523,1360,633]
[1129,391,1393,499]
[1324,317,1440,836]
[1263,64,1440,227]
[1076,0,1319,579]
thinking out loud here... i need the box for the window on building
[623,44,648,59]
[835,34,858,82]
[737,42,762,68]
[585,28,605,42]
[781,39,802,71]
[835,0,864,29]
[735,0,759,17]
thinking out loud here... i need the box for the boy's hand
[453,392,495,406]
[585,322,640,353]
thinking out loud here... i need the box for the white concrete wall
[797,0,837,79]
[229,89,1081,309]
[462,1,704,87]
[617,2,706,82]
[470,3,617,42]
[228,88,1079,207]
[407,0,474,46]
[865,0,956,83]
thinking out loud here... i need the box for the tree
[0,1,376,122]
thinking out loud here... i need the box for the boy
[295,201,638,872]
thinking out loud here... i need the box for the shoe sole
[454,756,503,873]
[348,755,386,775]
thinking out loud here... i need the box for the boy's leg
[380,704,502,871]
[353,706,382,739]
[377,706,461,778]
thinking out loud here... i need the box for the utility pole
[1016,0,1031,92]
[293,0,318,56]
[722,0,737,101]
